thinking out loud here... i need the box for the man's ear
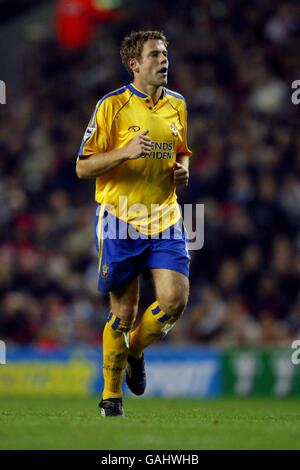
[128,58,139,74]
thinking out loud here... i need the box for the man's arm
[76,147,128,179]
[76,130,151,179]
[173,155,190,186]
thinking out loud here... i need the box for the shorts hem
[147,262,189,278]
[97,271,140,294]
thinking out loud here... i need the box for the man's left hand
[173,161,189,186]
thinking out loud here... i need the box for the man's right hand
[76,130,152,179]
[125,130,152,160]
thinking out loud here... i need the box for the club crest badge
[170,123,178,137]
[101,263,109,278]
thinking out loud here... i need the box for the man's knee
[110,293,138,324]
[109,303,137,325]
[158,289,188,320]
[109,279,139,325]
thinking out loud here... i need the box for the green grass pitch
[0,397,299,450]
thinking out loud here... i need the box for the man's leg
[126,269,188,395]
[101,277,139,413]
[129,269,189,357]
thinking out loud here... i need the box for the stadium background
[0,0,300,400]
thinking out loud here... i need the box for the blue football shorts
[94,205,190,293]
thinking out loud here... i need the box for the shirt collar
[127,83,166,101]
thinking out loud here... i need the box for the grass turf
[0,397,299,450]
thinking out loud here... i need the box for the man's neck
[132,80,163,105]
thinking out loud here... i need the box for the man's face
[133,39,168,87]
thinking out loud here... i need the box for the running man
[76,30,192,416]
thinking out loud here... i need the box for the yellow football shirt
[79,83,192,235]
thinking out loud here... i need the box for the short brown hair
[120,30,168,77]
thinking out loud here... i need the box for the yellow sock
[102,312,132,400]
[129,301,176,358]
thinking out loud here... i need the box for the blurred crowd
[0,0,300,347]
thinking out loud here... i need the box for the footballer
[76,30,192,416]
